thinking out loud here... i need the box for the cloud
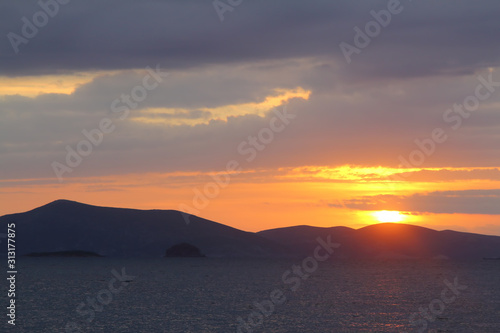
[339,189,500,215]
[2,64,500,181]
[0,0,499,79]
[1,1,500,183]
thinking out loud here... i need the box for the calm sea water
[2,258,500,332]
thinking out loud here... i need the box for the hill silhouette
[1,200,500,259]
[258,223,500,259]
[0,200,288,258]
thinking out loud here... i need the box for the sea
[2,258,500,332]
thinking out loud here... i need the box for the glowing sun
[372,210,406,223]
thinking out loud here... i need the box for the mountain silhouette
[258,223,500,259]
[1,200,500,259]
[0,200,288,258]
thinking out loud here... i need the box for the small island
[165,243,205,258]
[24,250,103,257]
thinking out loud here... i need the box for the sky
[1,0,500,235]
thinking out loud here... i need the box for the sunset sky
[1,0,500,235]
